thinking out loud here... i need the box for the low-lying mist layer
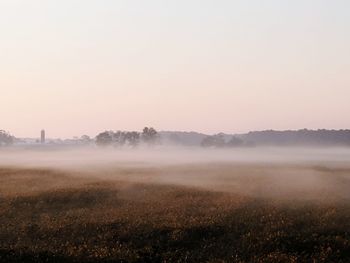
[0,147,349,262]
[0,147,349,202]
[1,147,350,167]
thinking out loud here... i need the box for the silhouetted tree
[81,135,90,141]
[96,128,160,147]
[80,135,92,144]
[201,134,226,148]
[95,131,113,146]
[227,136,244,147]
[96,130,142,148]
[0,130,14,146]
[142,127,159,145]
[112,131,127,146]
[125,131,140,147]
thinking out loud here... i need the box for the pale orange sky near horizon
[1,1,350,138]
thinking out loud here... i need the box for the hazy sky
[1,0,349,138]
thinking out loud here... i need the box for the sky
[1,0,349,138]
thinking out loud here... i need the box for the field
[0,157,350,262]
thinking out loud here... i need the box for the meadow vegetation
[0,164,349,262]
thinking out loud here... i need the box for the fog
[1,146,350,167]
[1,146,350,202]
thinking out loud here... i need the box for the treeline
[3,128,350,148]
[95,127,159,147]
[0,130,14,147]
[241,129,350,146]
[201,134,254,148]
[199,129,350,148]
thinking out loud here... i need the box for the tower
[41,130,45,144]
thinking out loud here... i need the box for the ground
[0,163,349,262]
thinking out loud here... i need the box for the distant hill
[160,129,350,147]
[240,129,350,147]
[159,131,207,146]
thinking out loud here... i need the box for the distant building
[41,130,45,144]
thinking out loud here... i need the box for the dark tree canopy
[227,136,244,147]
[80,135,92,144]
[125,131,141,147]
[95,131,113,146]
[0,130,14,146]
[142,127,159,145]
[201,134,249,148]
[95,130,142,147]
[201,134,226,148]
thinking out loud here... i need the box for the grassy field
[0,163,349,262]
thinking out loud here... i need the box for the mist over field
[1,146,350,262]
[1,146,350,201]
[2,146,350,166]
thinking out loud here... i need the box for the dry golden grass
[0,164,349,262]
